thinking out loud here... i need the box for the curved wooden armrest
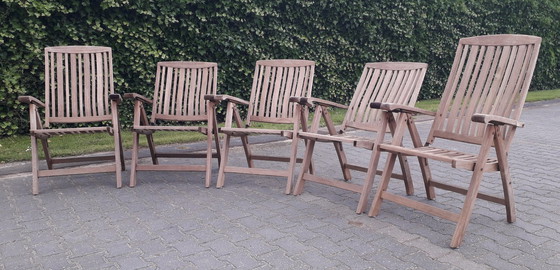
[204,94,249,106]
[371,102,436,116]
[18,96,45,107]
[109,94,122,104]
[471,113,524,127]
[124,93,153,104]
[290,97,348,109]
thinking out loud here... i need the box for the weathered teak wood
[17,46,124,194]
[293,62,428,214]
[368,34,542,248]
[211,59,315,194]
[125,61,220,188]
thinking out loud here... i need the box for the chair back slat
[151,61,218,122]
[44,46,114,126]
[247,60,315,125]
[429,35,541,145]
[343,62,428,132]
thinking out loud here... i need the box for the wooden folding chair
[206,60,315,194]
[124,61,221,188]
[18,46,124,194]
[368,34,542,248]
[292,62,428,213]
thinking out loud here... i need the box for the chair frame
[207,59,315,194]
[293,62,428,213]
[124,61,221,188]
[368,34,542,248]
[18,46,124,194]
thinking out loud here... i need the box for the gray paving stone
[236,237,277,256]
[222,252,265,269]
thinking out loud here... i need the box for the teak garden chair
[124,61,220,188]
[206,59,315,194]
[292,62,428,214]
[18,46,124,194]
[368,34,541,248]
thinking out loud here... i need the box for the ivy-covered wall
[2,0,559,136]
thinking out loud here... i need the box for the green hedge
[2,0,559,137]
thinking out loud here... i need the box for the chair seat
[133,125,204,135]
[32,126,112,138]
[380,144,499,171]
[220,127,293,138]
[298,131,385,150]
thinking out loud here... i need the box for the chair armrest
[204,94,249,106]
[18,96,45,107]
[290,97,349,109]
[370,102,436,116]
[124,93,153,104]
[109,94,122,104]
[471,113,524,127]
[289,96,313,107]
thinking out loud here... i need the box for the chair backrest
[44,46,114,127]
[342,62,428,132]
[150,61,218,123]
[428,34,541,145]
[247,59,315,125]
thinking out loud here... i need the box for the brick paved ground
[1,101,559,269]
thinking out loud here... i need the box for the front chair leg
[31,135,40,195]
[450,167,485,248]
[293,139,316,196]
[216,134,232,188]
[285,136,300,195]
[205,130,213,188]
[112,129,123,189]
[129,132,140,188]
[368,152,399,217]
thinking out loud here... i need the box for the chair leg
[450,169,485,248]
[213,129,222,167]
[450,125,496,248]
[357,147,383,214]
[293,139,316,195]
[500,167,516,223]
[147,133,158,165]
[368,152,399,217]
[205,130,213,188]
[113,128,122,189]
[129,132,140,187]
[495,133,516,223]
[118,128,125,171]
[333,141,352,181]
[285,137,300,195]
[240,135,254,168]
[216,134,232,188]
[418,157,436,200]
[31,136,40,195]
[40,138,53,170]
[396,154,414,195]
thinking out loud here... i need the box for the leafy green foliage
[2,0,559,137]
